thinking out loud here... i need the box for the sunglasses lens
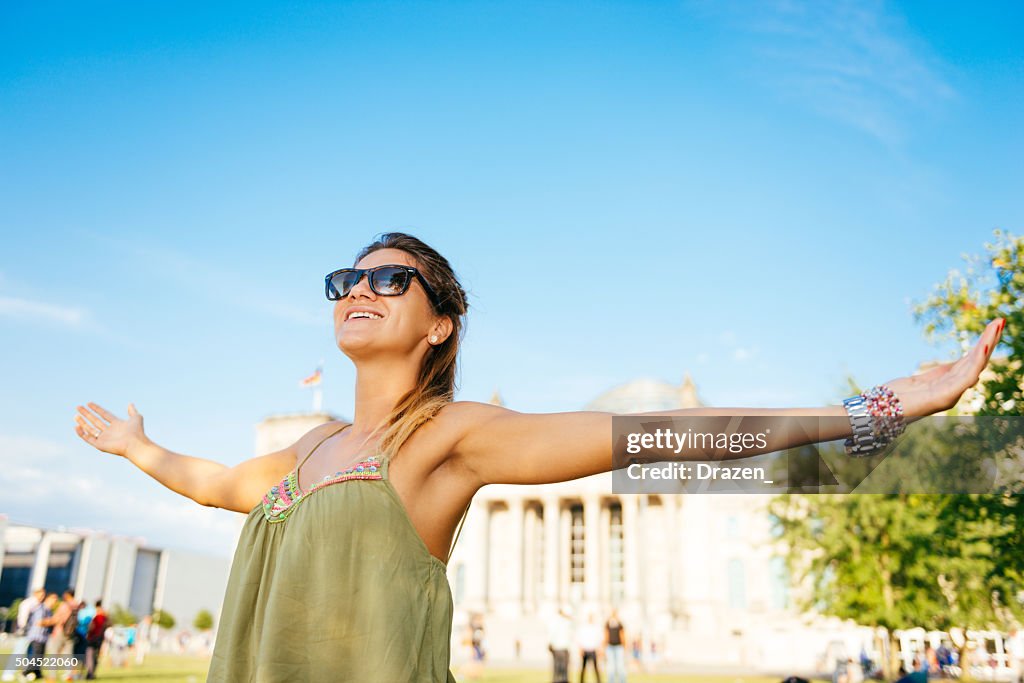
[371,266,410,295]
[328,271,362,300]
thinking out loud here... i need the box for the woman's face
[334,248,443,359]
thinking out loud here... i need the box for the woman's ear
[432,316,454,344]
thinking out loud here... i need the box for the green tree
[109,603,137,626]
[913,228,1024,645]
[770,230,1024,679]
[913,228,1022,417]
[152,609,175,629]
[193,608,214,631]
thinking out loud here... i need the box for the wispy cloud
[0,286,145,348]
[81,232,322,327]
[0,432,240,556]
[0,295,90,327]
[706,0,955,144]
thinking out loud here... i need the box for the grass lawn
[458,672,804,683]
[2,650,825,682]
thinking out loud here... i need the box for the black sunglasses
[325,264,442,309]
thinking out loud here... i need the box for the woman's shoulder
[437,400,512,422]
[431,401,513,440]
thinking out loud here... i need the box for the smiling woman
[73,232,1004,682]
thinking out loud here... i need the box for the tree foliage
[770,229,1024,648]
[193,608,214,631]
[913,228,1022,417]
[153,609,175,629]
[109,603,138,627]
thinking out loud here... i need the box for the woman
[74,232,1005,682]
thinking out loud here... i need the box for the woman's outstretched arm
[448,318,1005,487]
[74,402,325,512]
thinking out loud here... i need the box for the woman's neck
[350,357,422,433]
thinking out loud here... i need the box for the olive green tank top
[207,422,469,682]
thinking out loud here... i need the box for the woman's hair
[353,232,468,462]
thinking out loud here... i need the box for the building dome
[584,372,704,412]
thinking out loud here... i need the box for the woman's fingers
[947,318,1004,393]
[75,414,98,434]
[74,416,101,442]
[87,402,117,424]
[74,422,94,443]
[968,318,1003,373]
[76,405,106,431]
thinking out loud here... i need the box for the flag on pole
[299,366,322,388]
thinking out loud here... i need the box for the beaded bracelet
[864,385,906,445]
[842,384,906,456]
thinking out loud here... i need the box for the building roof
[583,372,704,413]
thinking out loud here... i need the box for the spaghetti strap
[446,498,472,565]
[295,422,351,476]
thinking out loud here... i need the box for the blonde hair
[354,232,469,463]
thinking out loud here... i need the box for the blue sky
[1,0,1021,556]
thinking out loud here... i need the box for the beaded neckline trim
[261,455,382,523]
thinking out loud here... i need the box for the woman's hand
[885,317,1005,419]
[74,402,148,457]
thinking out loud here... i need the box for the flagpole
[313,359,324,413]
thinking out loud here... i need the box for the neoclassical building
[446,373,833,669]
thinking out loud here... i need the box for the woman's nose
[347,272,376,300]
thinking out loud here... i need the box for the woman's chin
[337,333,377,356]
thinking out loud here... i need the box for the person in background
[576,613,602,683]
[16,589,44,637]
[470,614,485,670]
[22,592,58,681]
[858,645,873,679]
[832,653,848,683]
[134,615,152,666]
[846,656,864,683]
[47,588,82,681]
[604,609,627,683]
[630,635,644,673]
[935,639,954,674]
[70,601,95,682]
[5,587,45,675]
[83,601,108,680]
[107,626,129,668]
[548,607,573,683]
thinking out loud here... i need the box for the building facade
[0,516,230,635]
[447,374,873,671]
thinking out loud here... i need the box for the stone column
[506,497,525,617]
[621,495,640,611]
[583,494,600,606]
[669,496,685,621]
[29,530,53,592]
[487,502,504,612]
[599,503,611,604]
[637,495,649,621]
[522,503,536,613]
[560,504,572,604]
[459,502,490,613]
[542,496,560,611]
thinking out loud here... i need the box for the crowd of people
[3,587,153,682]
[545,608,633,683]
[829,628,1024,683]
